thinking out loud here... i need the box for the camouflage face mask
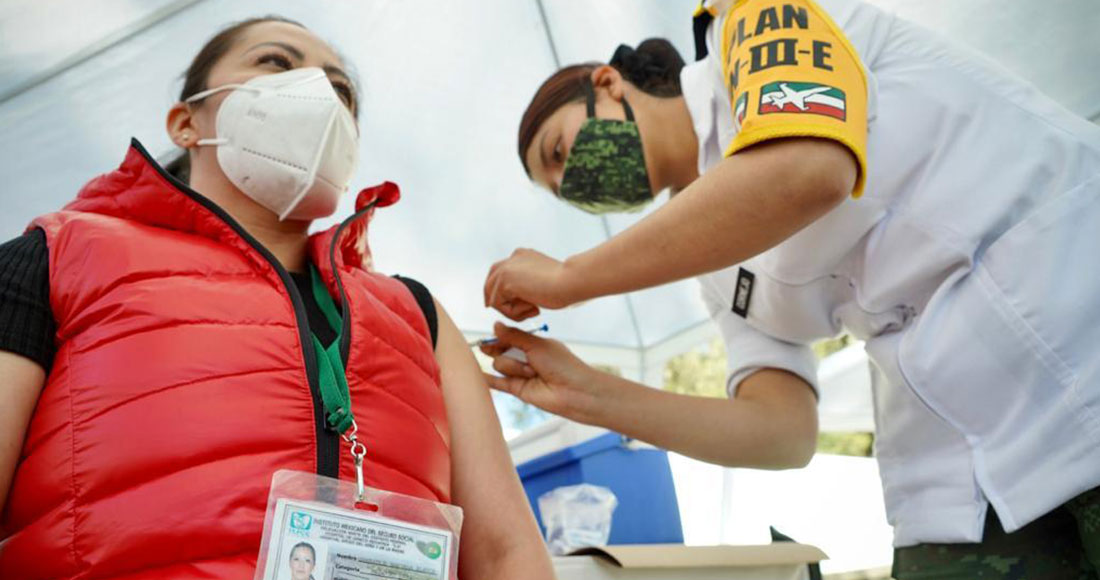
[559,83,653,214]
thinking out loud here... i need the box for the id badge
[255,470,463,580]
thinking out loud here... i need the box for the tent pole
[0,0,211,105]
[532,0,563,68]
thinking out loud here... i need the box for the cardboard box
[553,543,828,580]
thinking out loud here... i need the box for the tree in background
[662,338,728,398]
[663,337,873,457]
[478,331,873,457]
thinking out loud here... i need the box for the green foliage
[812,334,854,360]
[593,364,622,377]
[486,327,875,454]
[663,334,857,398]
[662,338,728,399]
[662,335,873,457]
[817,431,874,457]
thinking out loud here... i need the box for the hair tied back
[608,39,685,97]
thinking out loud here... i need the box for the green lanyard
[309,264,354,433]
[309,265,368,495]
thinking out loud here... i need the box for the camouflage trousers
[893,486,1100,579]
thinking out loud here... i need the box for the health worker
[482,0,1100,576]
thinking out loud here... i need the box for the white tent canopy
[3,0,1098,431]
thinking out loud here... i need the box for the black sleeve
[0,229,56,372]
[393,276,438,350]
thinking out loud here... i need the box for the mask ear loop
[183,84,258,147]
[621,96,636,122]
[583,80,636,122]
[184,83,254,104]
[581,81,597,118]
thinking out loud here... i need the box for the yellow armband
[720,0,868,197]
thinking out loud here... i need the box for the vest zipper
[323,202,380,477]
[328,202,379,365]
[137,142,339,478]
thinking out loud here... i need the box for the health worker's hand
[480,323,601,422]
[484,249,583,321]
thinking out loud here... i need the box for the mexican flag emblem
[759,81,846,120]
[734,92,748,130]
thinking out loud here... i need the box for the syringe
[468,323,550,347]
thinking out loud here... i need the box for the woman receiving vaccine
[0,16,553,580]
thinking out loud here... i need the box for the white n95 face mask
[185,67,360,221]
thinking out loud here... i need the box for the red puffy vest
[0,140,451,579]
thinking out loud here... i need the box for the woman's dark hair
[517,38,685,174]
[179,15,306,103]
[290,541,316,562]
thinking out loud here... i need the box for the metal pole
[0,0,212,105]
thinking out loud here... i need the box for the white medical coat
[687,0,1100,547]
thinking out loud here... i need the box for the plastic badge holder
[255,470,463,580]
[538,483,618,556]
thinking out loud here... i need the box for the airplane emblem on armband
[759,82,846,120]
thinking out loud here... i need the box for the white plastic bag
[538,483,618,555]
